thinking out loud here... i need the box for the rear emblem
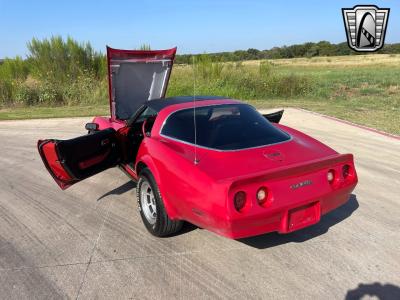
[290,180,313,190]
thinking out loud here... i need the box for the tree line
[175,41,400,64]
[2,39,400,68]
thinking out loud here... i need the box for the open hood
[107,47,177,120]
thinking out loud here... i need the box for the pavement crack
[0,261,89,272]
[0,246,246,272]
[75,200,113,300]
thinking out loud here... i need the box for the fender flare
[135,155,180,219]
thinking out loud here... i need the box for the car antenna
[193,56,199,165]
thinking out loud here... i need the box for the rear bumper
[216,185,355,239]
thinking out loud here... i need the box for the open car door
[38,128,121,190]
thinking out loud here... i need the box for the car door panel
[38,128,121,190]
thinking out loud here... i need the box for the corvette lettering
[290,180,313,190]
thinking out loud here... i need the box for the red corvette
[38,47,358,239]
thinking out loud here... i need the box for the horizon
[1,0,399,58]
[2,39,391,60]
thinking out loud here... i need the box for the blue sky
[0,0,399,57]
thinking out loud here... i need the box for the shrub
[193,54,224,80]
[0,38,314,107]
[37,82,64,105]
[0,79,14,105]
[167,56,313,100]
[273,74,312,97]
[27,36,105,83]
[139,44,151,50]
[62,75,107,106]
[0,57,30,81]
[259,61,274,77]
[14,81,40,105]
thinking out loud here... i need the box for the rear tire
[137,168,183,237]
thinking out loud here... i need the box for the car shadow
[97,181,137,201]
[345,282,400,300]
[165,222,199,238]
[238,194,359,249]
[96,180,199,235]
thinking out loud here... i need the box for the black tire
[137,168,183,237]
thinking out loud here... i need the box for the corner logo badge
[342,5,390,52]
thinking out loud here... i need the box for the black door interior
[57,128,121,180]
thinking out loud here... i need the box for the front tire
[137,168,183,237]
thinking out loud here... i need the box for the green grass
[246,98,400,135]
[1,54,399,135]
[0,105,109,120]
[241,57,400,134]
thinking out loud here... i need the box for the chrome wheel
[140,180,157,225]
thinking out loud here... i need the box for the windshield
[134,107,158,123]
[161,104,290,150]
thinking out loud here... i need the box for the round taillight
[257,187,268,205]
[342,164,350,179]
[327,170,335,183]
[234,191,246,212]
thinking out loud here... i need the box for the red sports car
[38,47,358,239]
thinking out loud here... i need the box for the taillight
[327,170,335,183]
[342,164,350,179]
[234,191,246,212]
[256,187,268,205]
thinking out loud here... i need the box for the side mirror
[85,123,99,132]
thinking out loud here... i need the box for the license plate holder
[287,202,320,232]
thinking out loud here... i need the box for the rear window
[160,104,290,150]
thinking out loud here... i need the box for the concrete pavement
[0,109,399,299]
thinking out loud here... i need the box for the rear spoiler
[225,154,355,186]
[263,110,284,123]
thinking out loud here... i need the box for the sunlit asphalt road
[0,108,399,299]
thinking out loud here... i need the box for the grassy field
[1,54,399,135]
[243,53,400,67]
[245,54,400,134]
[0,105,109,120]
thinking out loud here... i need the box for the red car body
[38,47,358,239]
